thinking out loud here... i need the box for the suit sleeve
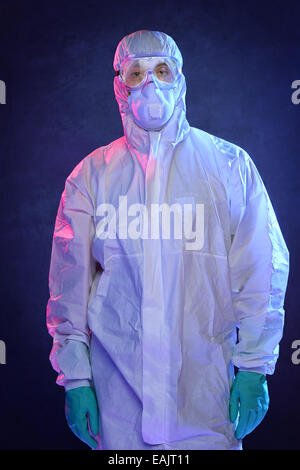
[229,150,289,375]
[46,167,97,388]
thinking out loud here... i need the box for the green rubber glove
[65,386,100,449]
[229,371,269,440]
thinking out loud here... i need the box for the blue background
[0,0,299,450]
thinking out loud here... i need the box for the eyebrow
[132,61,169,67]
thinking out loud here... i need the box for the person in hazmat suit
[46,30,289,450]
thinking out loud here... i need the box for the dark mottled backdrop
[0,0,299,450]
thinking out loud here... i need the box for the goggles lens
[119,56,179,88]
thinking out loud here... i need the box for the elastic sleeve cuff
[238,366,267,376]
[64,379,92,391]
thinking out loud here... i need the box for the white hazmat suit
[46,30,289,450]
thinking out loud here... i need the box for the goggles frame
[116,54,182,90]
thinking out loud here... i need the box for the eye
[156,66,170,75]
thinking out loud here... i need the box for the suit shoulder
[68,136,125,180]
[64,137,125,198]
[191,127,250,164]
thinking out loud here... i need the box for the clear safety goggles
[116,55,181,89]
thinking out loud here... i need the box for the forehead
[126,57,170,69]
